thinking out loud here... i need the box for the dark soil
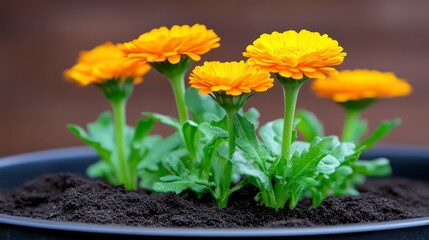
[1,173,429,228]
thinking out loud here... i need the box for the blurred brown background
[1,0,428,157]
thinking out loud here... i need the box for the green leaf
[182,121,199,159]
[87,161,114,183]
[137,133,183,189]
[210,115,228,130]
[84,111,116,153]
[243,107,260,129]
[259,119,283,156]
[200,128,228,180]
[309,140,362,204]
[259,118,301,156]
[262,135,363,208]
[142,112,181,130]
[284,137,341,208]
[329,142,357,163]
[68,112,122,184]
[202,130,228,161]
[69,112,170,190]
[162,154,189,176]
[137,133,182,171]
[196,123,228,163]
[290,141,310,155]
[197,122,218,141]
[287,137,337,180]
[335,165,353,177]
[269,155,287,177]
[295,109,324,141]
[185,88,225,123]
[353,158,392,177]
[232,150,270,190]
[153,176,210,194]
[129,118,156,164]
[291,130,298,143]
[67,124,112,166]
[317,155,340,175]
[210,141,230,187]
[138,168,169,190]
[358,119,401,150]
[132,118,155,143]
[330,166,355,195]
[234,114,271,169]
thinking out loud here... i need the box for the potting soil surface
[1,173,429,228]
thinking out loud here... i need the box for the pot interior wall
[0,147,97,189]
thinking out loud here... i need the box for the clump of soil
[1,173,429,228]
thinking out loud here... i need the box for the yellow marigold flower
[121,24,220,65]
[243,30,346,80]
[65,42,150,86]
[312,69,412,102]
[189,61,274,96]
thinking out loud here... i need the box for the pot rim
[1,213,429,237]
[1,145,429,237]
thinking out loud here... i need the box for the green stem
[230,177,248,194]
[226,110,236,158]
[169,74,189,124]
[218,162,233,209]
[267,189,278,210]
[341,108,361,142]
[280,80,303,157]
[111,99,134,190]
[273,180,287,209]
[217,109,236,208]
[259,183,278,209]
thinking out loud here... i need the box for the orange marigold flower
[189,61,274,96]
[65,42,150,86]
[243,29,346,80]
[312,69,412,102]
[121,24,220,65]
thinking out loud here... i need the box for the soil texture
[1,173,429,228]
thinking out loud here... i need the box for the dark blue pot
[1,145,429,240]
